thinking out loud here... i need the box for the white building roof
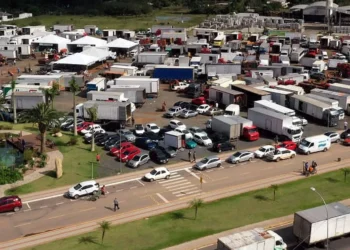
[69,36,107,46]
[34,34,71,44]
[53,53,98,66]
[81,47,116,61]
[107,38,138,49]
[290,4,308,10]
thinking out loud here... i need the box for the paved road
[1,143,350,248]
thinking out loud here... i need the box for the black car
[155,146,177,158]
[101,121,122,132]
[149,148,169,164]
[104,136,127,150]
[210,132,230,143]
[158,128,173,140]
[143,132,162,142]
[134,137,157,150]
[96,134,113,146]
[174,101,184,107]
[340,129,350,139]
[212,141,235,153]
[179,102,191,110]
[85,132,105,144]
[97,134,120,146]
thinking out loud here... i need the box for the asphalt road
[1,143,350,246]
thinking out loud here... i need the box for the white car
[60,118,73,128]
[322,51,328,60]
[266,148,296,162]
[68,180,100,199]
[254,145,275,158]
[84,128,106,138]
[189,127,207,136]
[197,104,210,114]
[144,167,170,182]
[193,133,212,146]
[175,127,193,140]
[80,124,102,135]
[169,119,186,130]
[134,124,145,135]
[145,123,160,134]
[324,131,340,143]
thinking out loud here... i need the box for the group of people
[99,185,120,212]
[303,161,318,176]
[188,150,196,163]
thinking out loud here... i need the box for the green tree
[19,103,61,154]
[270,184,279,201]
[0,166,23,185]
[10,80,17,124]
[45,82,60,109]
[188,198,204,220]
[98,221,111,244]
[78,236,97,245]
[341,168,350,182]
[86,105,98,152]
[69,77,80,136]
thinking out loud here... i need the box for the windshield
[123,151,130,155]
[133,155,140,161]
[178,122,184,125]
[150,169,157,175]
[300,139,311,147]
[151,126,158,129]
[73,184,82,190]
[248,128,257,133]
[258,147,266,152]
[224,111,233,116]
[202,136,209,140]
[200,158,209,164]
[233,152,242,157]
[169,108,176,112]
[135,125,143,130]
[288,128,301,135]
[324,132,332,136]
[124,131,132,135]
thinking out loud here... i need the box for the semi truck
[211,115,260,141]
[254,100,295,116]
[5,92,46,110]
[217,228,287,250]
[328,83,350,95]
[230,84,271,108]
[248,107,303,142]
[289,95,339,126]
[293,202,350,248]
[75,101,132,122]
[310,60,327,74]
[86,77,106,92]
[107,86,146,107]
[311,88,350,114]
[113,76,159,96]
[256,87,293,106]
[152,66,194,81]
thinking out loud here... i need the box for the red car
[0,196,22,212]
[77,122,94,133]
[117,147,141,162]
[343,138,350,146]
[191,97,206,105]
[276,141,297,151]
[110,142,135,156]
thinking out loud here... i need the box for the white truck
[305,94,344,120]
[113,76,159,96]
[217,228,287,250]
[254,100,295,116]
[293,202,350,248]
[256,87,293,107]
[248,107,303,142]
[274,85,305,95]
[86,77,106,92]
[163,131,183,149]
[310,60,327,74]
[5,92,46,110]
[311,88,350,115]
[328,83,350,95]
[224,104,240,116]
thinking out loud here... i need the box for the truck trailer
[107,86,146,106]
[274,85,305,95]
[328,83,350,95]
[254,100,295,116]
[256,87,293,107]
[310,88,350,114]
[86,77,106,92]
[113,76,159,96]
[230,84,271,108]
[205,63,242,78]
[9,92,46,110]
[136,52,168,64]
[87,91,128,102]
[152,66,194,81]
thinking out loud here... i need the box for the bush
[29,159,35,169]
[52,127,61,134]
[0,125,13,130]
[23,149,34,162]
[38,160,47,168]
[40,153,48,161]
[22,167,29,174]
[69,137,78,146]
[0,167,23,185]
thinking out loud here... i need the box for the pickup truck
[171,82,189,91]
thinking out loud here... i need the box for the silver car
[193,156,222,171]
[179,109,198,118]
[164,106,183,118]
[118,129,136,142]
[227,151,254,164]
[324,132,340,143]
[127,154,150,168]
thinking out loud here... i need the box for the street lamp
[310,187,329,249]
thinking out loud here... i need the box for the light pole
[310,187,329,249]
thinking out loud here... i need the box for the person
[188,150,192,162]
[96,153,100,162]
[13,59,16,66]
[193,150,196,163]
[312,161,318,173]
[344,121,348,130]
[304,162,309,175]
[114,198,119,211]
[131,117,135,126]
[101,185,106,195]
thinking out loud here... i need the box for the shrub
[0,125,13,130]
[38,160,47,168]
[29,159,35,169]
[0,167,23,185]
[22,167,29,174]
[69,137,78,146]
[23,149,34,162]
[40,153,48,161]
[52,127,61,134]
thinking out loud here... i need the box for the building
[0,12,13,22]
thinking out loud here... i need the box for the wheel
[249,158,253,162]
[13,207,20,212]
[218,149,221,153]
[291,154,295,159]
[323,147,328,152]
[202,167,207,170]
[232,161,237,164]
[92,190,97,195]
[276,157,280,162]
[306,151,310,155]
[216,163,221,168]
[74,194,79,199]
[336,139,340,143]
[150,178,154,182]
[165,175,170,179]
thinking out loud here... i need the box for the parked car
[134,124,145,136]
[143,167,170,182]
[84,128,106,139]
[63,119,84,131]
[254,145,275,158]
[0,196,22,212]
[80,124,102,135]
[193,156,222,170]
[117,129,136,142]
[127,154,150,168]
[60,118,74,129]
[179,109,198,118]
[169,119,186,129]
[212,141,235,152]
[93,134,110,145]
[174,127,193,140]
[145,123,160,133]
[324,132,340,143]
[155,146,177,158]
[143,132,162,142]
[173,101,185,107]
[68,180,100,199]
[76,122,94,133]
[189,127,207,136]
[210,132,229,143]
[197,104,211,114]
[103,137,127,150]
[266,148,296,162]
[191,97,206,105]
[110,142,135,156]
[134,137,157,150]
[84,131,105,143]
[205,107,224,116]
[164,106,183,118]
[149,148,169,164]
[276,141,298,151]
[227,151,254,164]
[185,139,197,149]
[117,147,141,162]
[193,133,212,146]
[96,134,119,146]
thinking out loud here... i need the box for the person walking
[344,121,348,130]
[113,198,119,211]
[192,150,196,163]
[101,185,106,196]
[188,150,192,163]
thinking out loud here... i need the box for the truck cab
[283,125,303,142]
[224,104,240,116]
[186,83,202,98]
[242,126,259,141]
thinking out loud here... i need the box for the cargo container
[152,66,194,81]
[1,84,52,98]
[254,100,295,116]
[328,83,350,95]
[136,52,168,64]
[11,92,46,110]
[114,76,159,96]
[107,86,146,106]
[256,87,293,106]
[205,63,241,77]
[310,88,350,114]
[87,91,128,102]
[230,84,271,108]
[164,131,183,149]
[86,77,106,92]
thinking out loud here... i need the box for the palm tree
[270,184,279,201]
[19,103,61,154]
[188,198,204,220]
[10,80,17,124]
[45,82,60,109]
[341,168,350,182]
[98,221,111,244]
[69,77,80,136]
[86,105,98,152]
[78,236,96,245]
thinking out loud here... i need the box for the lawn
[8,7,207,30]
[27,169,350,250]
[1,122,101,195]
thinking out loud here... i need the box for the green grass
[26,170,350,250]
[1,122,100,195]
[8,7,207,30]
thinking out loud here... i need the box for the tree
[341,168,350,182]
[0,92,6,121]
[270,184,279,201]
[188,198,204,220]
[19,103,61,154]
[45,82,60,109]
[86,105,98,152]
[78,236,97,245]
[98,221,111,244]
[10,80,17,124]
[69,77,80,136]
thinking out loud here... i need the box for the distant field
[8,7,207,30]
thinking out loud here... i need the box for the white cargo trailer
[164,131,183,149]
[11,92,46,110]
[305,94,339,108]
[136,52,168,64]
[310,88,350,114]
[328,83,350,95]
[254,100,295,116]
[274,85,305,95]
[107,86,146,106]
[114,76,159,96]
[87,91,128,102]
[256,87,293,106]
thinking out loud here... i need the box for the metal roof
[249,107,290,119]
[231,84,270,96]
[210,86,243,96]
[295,202,350,223]
[291,95,331,108]
[213,115,250,125]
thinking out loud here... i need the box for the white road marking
[240,172,251,175]
[185,168,207,183]
[156,193,169,203]
[164,181,191,189]
[116,189,124,192]
[176,189,202,197]
[172,186,200,194]
[161,179,187,187]
[167,184,195,191]
[23,209,31,212]
[25,202,31,210]
[56,202,64,205]
[14,222,31,228]
[137,179,145,186]
[40,206,48,209]
[158,176,184,184]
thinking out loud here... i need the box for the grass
[7,7,207,30]
[26,169,350,250]
[1,122,100,195]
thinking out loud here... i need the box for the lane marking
[56,202,64,206]
[172,187,200,194]
[240,172,251,175]
[14,222,31,228]
[164,182,191,189]
[25,203,31,210]
[156,193,169,203]
[185,168,207,183]
[137,179,145,186]
[176,189,202,197]
[161,179,188,187]
[40,206,48,209]
[130,186,137,189]
[166,184,195,191]
[158,177,184,184]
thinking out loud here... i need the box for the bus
[290,48,307,63]
[1,84,52,98]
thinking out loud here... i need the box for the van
[224,104,240,116]
[298,135,331,154]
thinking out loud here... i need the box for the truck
[248,107,303,142]
[152,66,194,81]
[107,86,146,107]
[293,202,350,248]
[310,60,327,74]
[7,92,46,110]
[328,83,350,95]
[211,115,259,141]
[75,101,132,122]
[0,50,16,59]
[87,91,128,102]
[164,131,183,149]
[327,59,347,69]
[187,83,205,98]
[114,76,159,96]
[289,95,339,127]
[230,84,271,108]
[205,63,241,78]
[217,228,287,250]
[1,84,52,98]
[254,100,295,116]
[300,57,318,68]
[136,52,168,64]
[86,77,106,92]
[274,85,305,95]
[311,88,350,114]
[305,93,344,120]
[256,87,293,107]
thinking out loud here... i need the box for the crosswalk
[159,172,202,197]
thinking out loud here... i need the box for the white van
[298,135,331,154]
[224,104,240,116]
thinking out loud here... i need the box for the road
[1,143,350,249]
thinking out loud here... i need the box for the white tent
[32,34,71,51]
[107,38,138,49]
[53,53,98,66]
[81,47,116,61]
[68,36,107,47]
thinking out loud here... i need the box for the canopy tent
[32,34,71,52]
[67,36,107,53]
[53,53,98,66]
[107,38,138,49]
[81,47,116,61]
